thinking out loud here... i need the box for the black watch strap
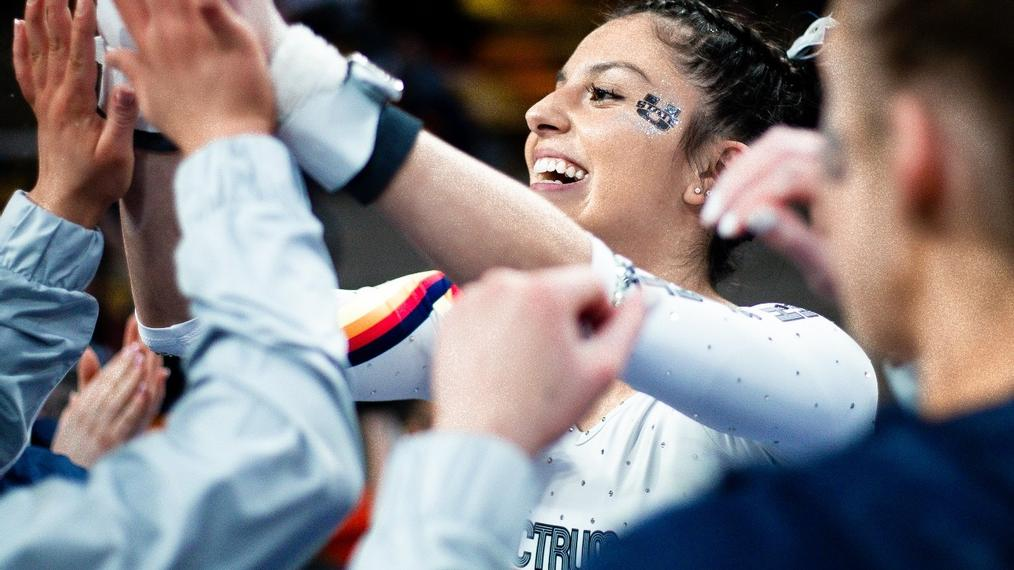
[343,105,423,205]
[134,130,180,153]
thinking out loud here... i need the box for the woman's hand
[105,0,276,154]
[700,127,838,298]
[52,318,168,468]
[432,266,645,456]
[14,0,140,227]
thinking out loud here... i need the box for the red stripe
[347,273,445,352]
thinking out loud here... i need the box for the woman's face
[524,15,707,259]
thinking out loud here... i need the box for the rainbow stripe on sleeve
[339,271,459,366]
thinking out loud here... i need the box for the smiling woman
[318,2,859,568]
[525,3,817,288]
[103,1,872,567]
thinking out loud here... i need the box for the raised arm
[1,0,139,475]
[372,132,590,283]
[98,0,593,289]
[0,192,102,476]
[342,258,878,462]
[97,3,877,461]
[1,2,362,566]
[622,270,878,462]
[119,150,190,330]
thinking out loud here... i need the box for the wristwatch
[611,254,641,306]
[345,52,405,105]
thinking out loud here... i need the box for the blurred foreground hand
[432,266,645,456]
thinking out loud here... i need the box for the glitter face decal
[636,93,681,131]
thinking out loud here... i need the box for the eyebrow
[556,61,653,85]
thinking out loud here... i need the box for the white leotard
[138,241,877,569]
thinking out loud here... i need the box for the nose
[525,90,571,137]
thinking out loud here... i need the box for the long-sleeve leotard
[140,239,876,463]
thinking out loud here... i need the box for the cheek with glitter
[636,93,681,132]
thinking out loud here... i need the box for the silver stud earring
[706,190,712,197]
[693,187,703,195]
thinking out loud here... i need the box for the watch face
[349,53,405,103]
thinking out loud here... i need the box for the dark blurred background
[0,0,830,359]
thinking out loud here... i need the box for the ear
[889,93,944,229]
[683,141,750,206]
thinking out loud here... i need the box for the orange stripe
[340,271,444,338]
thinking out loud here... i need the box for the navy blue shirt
[0,418,86,494]
[595,402,1014,569]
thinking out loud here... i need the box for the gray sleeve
[352,432,541,569]
[0,190,103,476]
[0,136,364,569]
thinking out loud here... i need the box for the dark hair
[608,1,821,284]
[844,0,1014,255]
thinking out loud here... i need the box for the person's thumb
[77,347,102,391]
[123,315,141,347]
[98,85,141,158]
[581,292,646,387]
[200,0,255,50]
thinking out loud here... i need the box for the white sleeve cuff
[270,25,348,124]
[271,26,388,192]
[355,432,542,567]
[0,191,104,291]
[137,316,203,357]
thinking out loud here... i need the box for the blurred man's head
[818,0,1014,360]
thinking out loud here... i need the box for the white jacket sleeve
[351,432,542,569]
[0,136,364,569]
[0,191,103,476]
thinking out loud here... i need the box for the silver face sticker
[636,93,681,131]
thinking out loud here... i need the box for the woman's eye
[588,85,622,102]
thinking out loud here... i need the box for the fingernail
[160,367,171,377]
[700,191,725,225]
[128,342,142,353]
[133,352,145,367]
[746,208,780,236]
[716,213,740,239]
[117,89,136,108]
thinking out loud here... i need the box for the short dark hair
[608,1,821,284]
[841,0,1014,255]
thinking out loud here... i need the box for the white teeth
[532,157,589,182]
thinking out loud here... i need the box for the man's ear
[683,141,749,206]
[890,93,945,230]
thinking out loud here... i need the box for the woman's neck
[609,230,722,301]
